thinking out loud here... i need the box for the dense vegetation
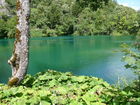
[0,0,140,38]
[0,70,140,105]
[0,0,140,104]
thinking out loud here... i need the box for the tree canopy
[0,0,139,38]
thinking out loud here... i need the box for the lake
[0,36,136,84]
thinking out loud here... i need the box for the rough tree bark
[8,0,30,86]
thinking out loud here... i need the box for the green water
[0,36,136,84]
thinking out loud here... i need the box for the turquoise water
[0,36,136,84]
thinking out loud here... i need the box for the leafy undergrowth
[0,70,140,105]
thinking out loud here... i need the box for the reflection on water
[0,36,136,84]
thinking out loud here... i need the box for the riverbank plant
[0,70,140,105]
[121,43,140,89]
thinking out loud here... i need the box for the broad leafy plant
[0,70,140,105]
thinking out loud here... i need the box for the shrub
[0,70,140,105]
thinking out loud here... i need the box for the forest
[0,0,140,38]
[0,0,140,104]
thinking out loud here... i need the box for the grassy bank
[0,70,139,105]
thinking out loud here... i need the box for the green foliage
[137,11,140,26]
[0,70,140,105]
[73,0,110,11]
[121,43,140,91]
[135,30,140,49]
[6,16,16,38]
[73,8,96,36]
[121,44,140,76]
[5,0,16,15]
[5,0,15,7]
[29,0,139,37]
[137,30,140,36]
[0,14,16,38]
[30,28,45,37]
[0,0,140,38]
[111,30,122,36]
[0,19,7,38]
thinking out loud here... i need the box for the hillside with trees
[0,0,139,38]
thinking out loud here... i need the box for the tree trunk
[8,0,30,86]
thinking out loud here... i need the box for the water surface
[0,36,136,84]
